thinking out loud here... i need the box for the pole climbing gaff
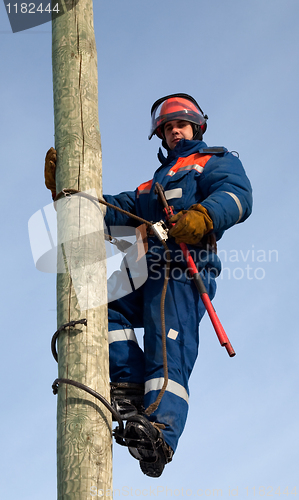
[154,182,236,358]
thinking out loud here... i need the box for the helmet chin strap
[191,124,203,141]
[161,137,171,151]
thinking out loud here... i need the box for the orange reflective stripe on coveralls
[137,179,153,197]
[137,154,212,196]
[166,153,212,177]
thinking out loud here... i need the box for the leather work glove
[44,147,57,199]
[168,204,213,245]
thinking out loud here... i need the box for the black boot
[110,382,144,420]
[123,414,173,478]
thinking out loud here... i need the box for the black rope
[51,320,125,430]
[55,188,153,228]
[52,378,124,433]
[51,319,87,362]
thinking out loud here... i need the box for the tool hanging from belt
[154,182,236,358]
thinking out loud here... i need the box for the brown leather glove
[169,204,213,245]
[44,147,57,200]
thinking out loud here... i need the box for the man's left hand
[44,147,57,199]
[169,204,213,245]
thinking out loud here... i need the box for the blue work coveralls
[104,139,252,452]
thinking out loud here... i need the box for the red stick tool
[154,183,235,358]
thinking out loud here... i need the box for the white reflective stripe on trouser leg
[145,378,189,404]
[108,328,138,344]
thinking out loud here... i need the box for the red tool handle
[179,242,235,357]
[154,182,235,357]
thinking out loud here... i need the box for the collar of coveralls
[157,138,207,165]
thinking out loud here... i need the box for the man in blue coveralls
[45,93,252,478]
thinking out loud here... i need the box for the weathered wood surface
[52,0,112,498]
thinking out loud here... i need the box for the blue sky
[1,0,299,498]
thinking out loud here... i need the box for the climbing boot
[110,382,144,421]
[123,414,173,478]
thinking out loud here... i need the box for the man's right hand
[44,147,57,199]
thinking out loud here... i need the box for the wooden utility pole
[52,1,112,498]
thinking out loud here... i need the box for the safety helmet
[149,93,208,140]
